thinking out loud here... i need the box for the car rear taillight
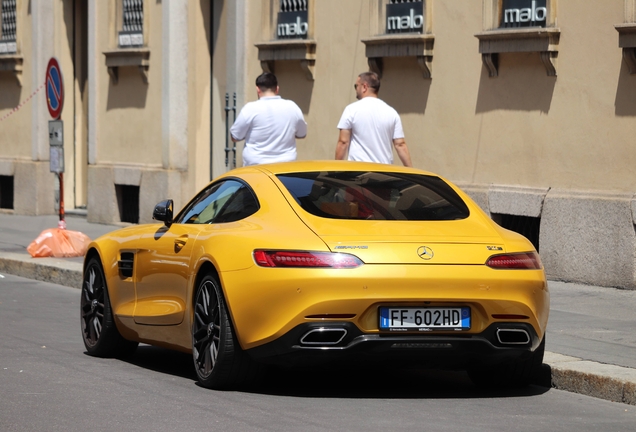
[253,250,363,268]
[486,252,542,269]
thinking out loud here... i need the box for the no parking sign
[45,57,66,225]
[46,58,64,174]
[46,57,64,120]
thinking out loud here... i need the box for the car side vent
[492,213,541,252]
[118,252,134,277]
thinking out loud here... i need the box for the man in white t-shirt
[335,72,412,167]
[231,73,307,166]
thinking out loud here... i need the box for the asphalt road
[2,274,636,432]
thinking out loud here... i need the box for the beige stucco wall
[86,0,213,223]
[243,1,636,192]
[95,1,163,168]
[3,0,636,287]
[5,0,634,208]
[1,0,89,214]
[58,0,79,209]
[211,0,230,179]
[242,1,374,163]
[188,0,213,197]
[0,1,65,215]
[0,0,33,160]
[238,0,636,289]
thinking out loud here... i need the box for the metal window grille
[122,0,143,33]
[1,0,17,41]
[495,214,541,252]
[116,184,140,224]
[389,0,422,3]
[280,0,307,13]
[0,175,14,209]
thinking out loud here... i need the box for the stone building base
[458,182,636,290]
[0,159,56,216]
[87,165,184,225]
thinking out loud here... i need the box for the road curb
[1,253,635,405]
[545,352,636,405]
[0,252,83,289]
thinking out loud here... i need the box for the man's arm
[295,106,308,139]
[295,119,307,139]
[393,138,413,167]
[336,129,352,160]
[230,108,249,142]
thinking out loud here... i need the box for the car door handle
[174,235,188,251]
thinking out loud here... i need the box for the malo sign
[386,2,424,34]
[277,10,308,39]
[500,0,547,28]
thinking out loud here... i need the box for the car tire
[468,336,546,388]
[81,256,138,358]
[192,274,256,389]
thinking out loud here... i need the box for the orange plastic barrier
[27,228,91,258]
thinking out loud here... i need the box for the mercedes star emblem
[417,246,434,260]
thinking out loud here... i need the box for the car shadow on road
[246,364,551,400]
[118,345,552,400]
[119,345,550,399]
[118,344,198,381]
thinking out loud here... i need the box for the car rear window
[277,171,470,221]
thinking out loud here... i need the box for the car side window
[176,180,259,224]
[213,186,259,223]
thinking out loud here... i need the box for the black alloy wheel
[81,257,138,358]
[192,274,256,389]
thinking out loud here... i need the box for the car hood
[301,216,506,265]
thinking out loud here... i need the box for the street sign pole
[48,120,65,229]
[59,173,65,228]
[48,120,65,228]
[46,58,65,229]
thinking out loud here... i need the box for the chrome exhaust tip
[300,328,347,346]
[496,328,530,345]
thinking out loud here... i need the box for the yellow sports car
[81,161,549,389]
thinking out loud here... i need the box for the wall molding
[477,0,559,77]
[103,49,150,84]
[615,1,636,74]
[255,39,316,81]
[0,55,23,86]
[361,34,434,79]
[475,28,560,77]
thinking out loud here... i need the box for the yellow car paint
[84,161,549,357]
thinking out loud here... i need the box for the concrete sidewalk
[1,212,636,405]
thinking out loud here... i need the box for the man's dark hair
[256,72,278,91]
[359,72,380,93]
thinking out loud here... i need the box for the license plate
[379,307,471,331]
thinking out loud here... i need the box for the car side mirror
[153,199,174,227]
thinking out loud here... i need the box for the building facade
[2,0,636,289]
